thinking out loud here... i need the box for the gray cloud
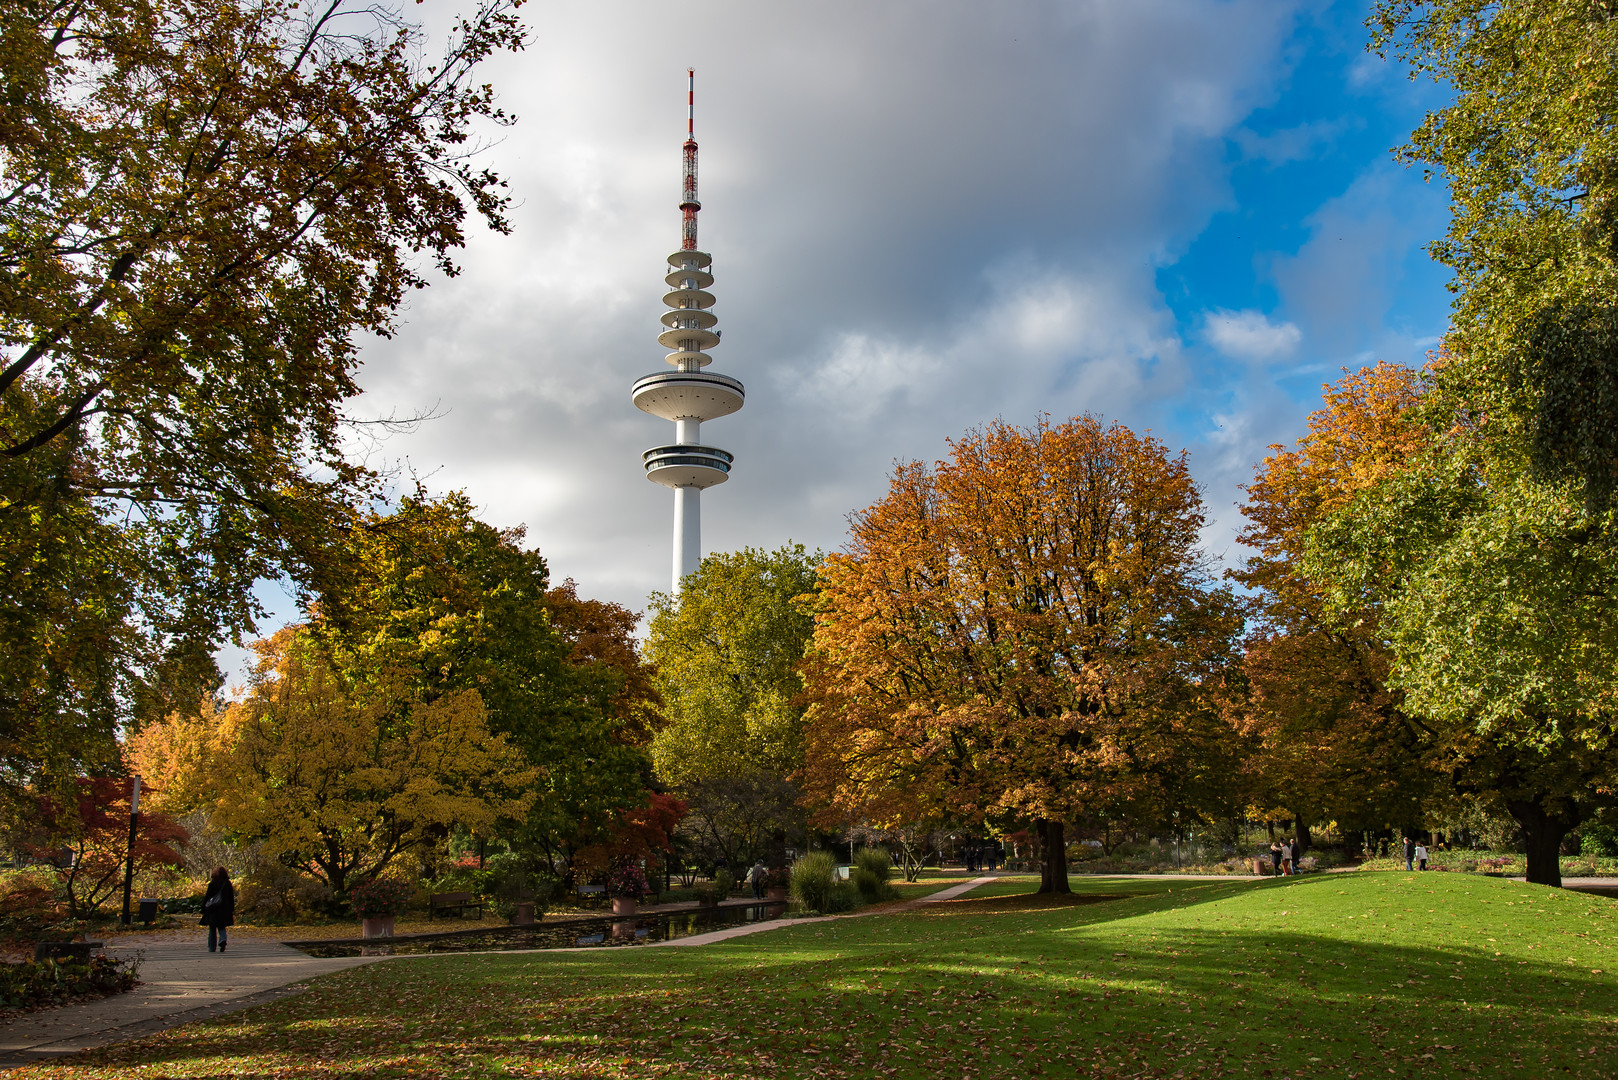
[315,0,1426,628]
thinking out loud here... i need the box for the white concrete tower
[633,71,743,595]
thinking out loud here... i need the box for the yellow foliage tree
[206,629,536,895]
[125,701,230,816]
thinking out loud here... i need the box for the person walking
[1281,840,1293,875]
[749,859,766,900]
[200,866,235,952]
[1270,840,1282,876]
[1403,835,1416,872]
[1415,842,1428,871]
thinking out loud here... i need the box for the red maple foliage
[29,777,188,918]
[574,792,687,878]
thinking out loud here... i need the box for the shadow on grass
[44,875,1618,1080]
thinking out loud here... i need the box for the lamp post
[120,776,140,927]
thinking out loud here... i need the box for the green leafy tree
[0,0,524,800]
[645,545,819,868]
[1308,3,1618,885]
[322,492,656,872]
[646,545,820,785]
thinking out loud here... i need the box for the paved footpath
[652,874,998,948]
[0,877,1002,1068]
[0,938,384,1069]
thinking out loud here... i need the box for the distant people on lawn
[1403,835,1416,872]
[1270,841,1283,875]
[201,866,235,953]
[749,860,766,900]
[1415,842,1429,871]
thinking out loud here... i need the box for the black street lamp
[120,776,140,927]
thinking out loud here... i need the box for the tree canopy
[645,545,819,787]
[1289,1,1618,884]
[802,416,1238,893]
[0,0,524,800]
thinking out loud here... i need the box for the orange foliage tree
[1228,363,1436,850]
[802,416,1239,893]
[543,580,663,750]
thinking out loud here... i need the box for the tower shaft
[633,70,743,596]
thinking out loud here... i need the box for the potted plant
[606,862,649,916]
[762,865,790,901]
[351,877,415,939]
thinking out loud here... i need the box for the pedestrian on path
[1270,841,1282,876]
[1403,835,1416,872]
[1415,843,1428,871]
[201,866,235,953]
[749,860,766,900]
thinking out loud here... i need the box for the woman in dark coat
[201,866,236,952]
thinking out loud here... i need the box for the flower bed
[350,878,416,919]
[0,955,139,1013]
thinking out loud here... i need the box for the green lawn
[23,872,1618,1079]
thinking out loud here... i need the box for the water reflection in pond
[292,903,782,958]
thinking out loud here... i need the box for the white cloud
[1203,309,1303,360]
[187,0,1463,679]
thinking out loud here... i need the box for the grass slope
[19,872,1618,1079]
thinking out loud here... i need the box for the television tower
[633,71,744,595]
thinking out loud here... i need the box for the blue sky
[237,0,1457,673]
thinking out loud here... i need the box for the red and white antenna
[680,68,700,251]
[632,69,744,595]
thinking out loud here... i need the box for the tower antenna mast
[632,71,745,595]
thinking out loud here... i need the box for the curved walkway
[0,876,999,1069]
[0,939,383,1069]
[653,874,997,948]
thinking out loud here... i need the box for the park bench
[34,941,102,962]
[428,891,483,920]
[576,883,606,899]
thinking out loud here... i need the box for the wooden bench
[34,941,102,962]
[428,891,483,920]
[576,884,606,898]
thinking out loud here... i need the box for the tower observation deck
[632,71,743,594]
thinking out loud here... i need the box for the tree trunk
[1037,818,1070,894]
[1294,816,1312,857]
[1506,797,1579,888]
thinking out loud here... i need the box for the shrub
[853,847,893,883]
[851,848,897,900]
[761,866,791,890]
[0,872,65,936]
[790,852,838,912]
[478,852,556,919]
[850,867,886,901]
[1582,824,1618,857]
[823,880,860,913]
[349,877,416,919]
[713,868,735,898]
[0,956,139,1011]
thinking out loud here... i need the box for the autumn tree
[1298,3,1618,885]
[207,628,534,896]
[803,416,1238,894]
[646,546,819,865]
[27,776,188,918]
[0,0,524,800]
[1229,363,1438,850]
[317,492,657,872]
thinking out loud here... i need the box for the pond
[290,902,783,957]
